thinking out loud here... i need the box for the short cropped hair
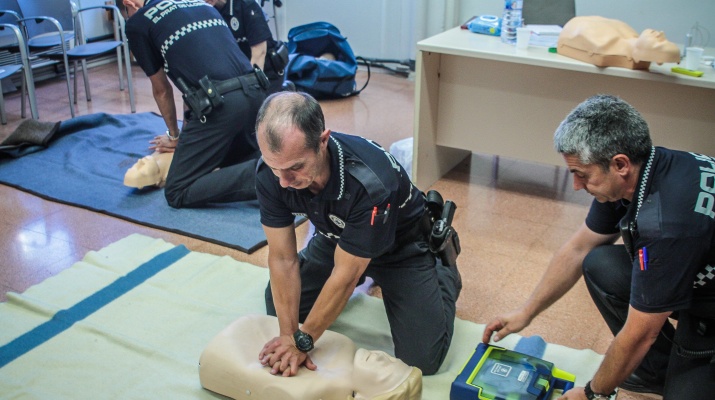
[554,94,652,171]
[255,92,325,153]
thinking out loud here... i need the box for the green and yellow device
[450,343,576,400]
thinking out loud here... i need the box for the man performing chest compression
[254,92,462,377]
[123,0,268,208]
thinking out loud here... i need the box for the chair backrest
[18,0,74,38]
[0,0,22,20]
[0,1,24,68]
[522,0,576,27]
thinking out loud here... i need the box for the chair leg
[24,70,39,121]
[81,59,91,101]
[20,75,26,119]
[73,61,78,105]
[122,44,136,113]
[61,54,75,118]
[0,93,6,125]
[116,47,125,91]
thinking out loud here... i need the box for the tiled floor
[0,62,655,399]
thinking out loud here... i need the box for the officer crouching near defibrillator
[205,0,290,95]
[124,0,268,208]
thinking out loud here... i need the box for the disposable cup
[516,27,531,49]
[685,47,704,70]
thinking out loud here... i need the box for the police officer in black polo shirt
[483,95,715,399]
[123,0,267,208]
[254,92,462,377]
[205,0,287,94]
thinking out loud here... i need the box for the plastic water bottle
[500,0,523,44]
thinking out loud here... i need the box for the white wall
[76,0,116,40]
[457,0,715,49]
[265,0,714,61]
[265,0,419,60]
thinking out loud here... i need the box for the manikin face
[352,349,413,400]
[258,126,330,193]
[563,154,626,203]
[124,155,162,189]
[636,29,680,53]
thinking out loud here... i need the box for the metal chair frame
[21,4,135,117]
[0,13,38,124]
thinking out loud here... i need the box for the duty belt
[211,69,269,94]
[177,66,270,123]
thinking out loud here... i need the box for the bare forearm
[522,247,584,319]
[590,309,669,395]
[590,333,653,394]
[268,258,302,336]
[250,41,267,70]
[301,275,358,341]
[152,84,180,137]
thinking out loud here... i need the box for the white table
[413,27,715,189]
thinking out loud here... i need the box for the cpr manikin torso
[123,152,173,189]
[557,16,680,69]
[198,315,422,400]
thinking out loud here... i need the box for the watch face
[294,330,314,352]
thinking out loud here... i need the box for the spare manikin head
[557,16,680,69]
[198,314,422,400]
[123,152,173,189]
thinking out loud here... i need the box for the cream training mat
[0,234,604,399]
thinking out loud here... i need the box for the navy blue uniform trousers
[164,83,264,208]
[583,245,715,399]
[265,233,462,375]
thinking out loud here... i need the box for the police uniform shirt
[256,132,424,260]
[586,147,715,313]
[125,0,252,86]
[216,0,275,62]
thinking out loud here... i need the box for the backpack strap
[352,56,370,96]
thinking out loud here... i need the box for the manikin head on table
[198,315,422,400]
[557,16,680,69]
[123,152,173,189]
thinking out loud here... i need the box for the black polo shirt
[125,0,252,87]
[256,132,424,260]
[586,147,715,313]
[216,0,276,60]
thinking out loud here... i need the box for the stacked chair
[0,0,135,120]
[0,4,37,124]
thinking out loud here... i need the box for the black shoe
[619,373,664,396]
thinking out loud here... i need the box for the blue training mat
[0,112,283,254]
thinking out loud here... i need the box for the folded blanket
[0,119,62,158]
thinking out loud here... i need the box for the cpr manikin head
[557,16,680,69]
[198,315,422,400]
[123,152,173,189]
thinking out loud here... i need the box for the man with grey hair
[483,94,715,399]
[253,91,462,378]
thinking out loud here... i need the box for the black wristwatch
[584,380,616,399]
[293,329,314,353]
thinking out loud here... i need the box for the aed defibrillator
[451,343,576,400]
